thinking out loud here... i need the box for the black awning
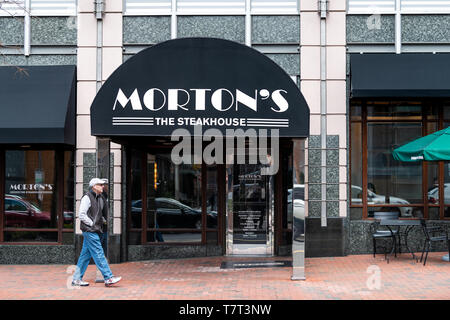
[350,53,450,98]
[90,38,310,138]
[0,65,76,145]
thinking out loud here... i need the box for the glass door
[226,163,274,256]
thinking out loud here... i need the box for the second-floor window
[124,0,299,15]
[347,0,450,13]
[0,0,76,16]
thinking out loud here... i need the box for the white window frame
[30,0,77,16]
[123,0,299,16]
[0,0,77,17]
[347,0,450,14]
[0,0,26,16]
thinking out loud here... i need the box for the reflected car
[4,195,51,228]
[62,211,74,226]
[287,184,305,219]
[287,185,305,240]
[351,185,412,217]
[131,198,217,229]
[4,195,73,228]
[427,183,450,204]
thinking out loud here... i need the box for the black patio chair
[371,211,400,259]
[419,219,450,266]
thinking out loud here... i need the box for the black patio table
[378,219,421,262]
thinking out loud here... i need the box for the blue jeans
[73,232,113,281]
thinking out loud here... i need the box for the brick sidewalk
[0,253,449,300]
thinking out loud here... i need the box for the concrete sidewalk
[0,253,449,300]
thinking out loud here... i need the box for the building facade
[0,0,448,265]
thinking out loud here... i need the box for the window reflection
[130,149,143,229]
[444,122,450,208]
[3,149,73,243]
[64,151,75,230]
[4,150,57,230]
[351,122,362,205]
[152,155,203,229]
[206,166,218,229]
[147,231,201,243]
[148,156,204,243]
[367,101,422,120]
[350,100,450,220]
[130,150,218,244]
[366,122,422,216]
[5,231,57,243]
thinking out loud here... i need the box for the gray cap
[89,178,105,188]
[101,178,109,184]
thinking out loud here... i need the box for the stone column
[96,137,121,263]
[100,0,123,263]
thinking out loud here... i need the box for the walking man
[72,178,121,287]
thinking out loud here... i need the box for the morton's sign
[90,38,309,138]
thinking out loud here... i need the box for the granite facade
[0,55,27,66]
[0,17,24,45]
[123,16,171,44]
[0,54,76,66]
[348,221,450,255]
[127,245,222,261]
[31,17,77,45]
[177,16,245,43]
[307,135,341,219]
[402,15,450,43]
[266,53,300,76]
[346,14,395,43]
[0,245,75,264]
[252,15,300,44]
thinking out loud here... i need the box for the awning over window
[350,53,450,98]
[0,65,76,145]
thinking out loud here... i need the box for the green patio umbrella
[392,127,450,162]
[392,127,450,261]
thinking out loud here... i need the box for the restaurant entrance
[124,142,282,256]
[90,38,309,278]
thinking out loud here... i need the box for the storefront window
[350,122,362,205]
[1,148,74,243]
[129,149,218,244]
[367,101,422,120]
[4,150,57,242]
[206,166,218,229]
[444,121,450,217]
[206,165,219,244]
[148,154,200,243]
[64,151,75,230]
[367,122,422,209]
[129,149,143,244]
[350,100,450,220]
